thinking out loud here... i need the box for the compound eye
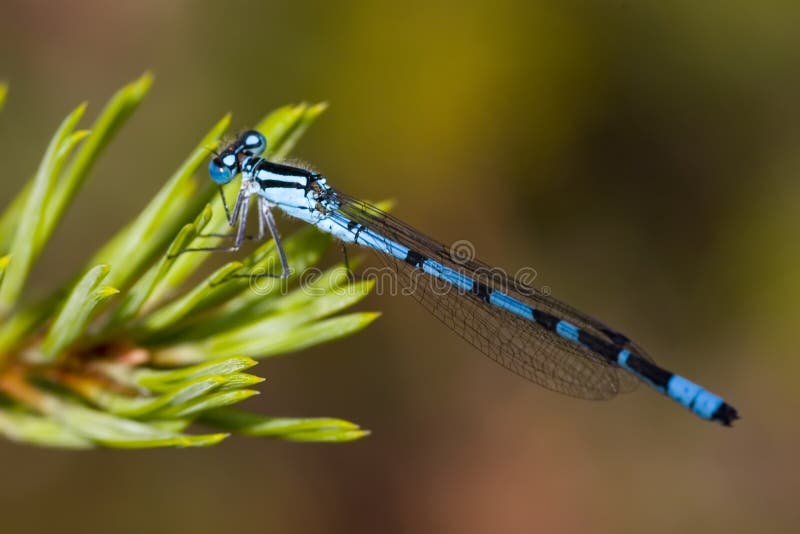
[241,130,267,155]
[208,153,237,184]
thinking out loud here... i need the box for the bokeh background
[1,1,799,533]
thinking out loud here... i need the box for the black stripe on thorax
[254,159,317,180]
[255,178,306,190]
[248,159,314,191]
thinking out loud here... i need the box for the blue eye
[241,130,267,155]
[209,156,235,184]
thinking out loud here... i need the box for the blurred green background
[1,1,798,532]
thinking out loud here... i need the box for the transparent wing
[324,191,652,399]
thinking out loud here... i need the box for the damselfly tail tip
[713,403,739,427]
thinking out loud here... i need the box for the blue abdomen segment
[356,227,410,261]
[489,292,534,320]
[422,261,473,291]
[555,320,580,342]
[666,375,725,420]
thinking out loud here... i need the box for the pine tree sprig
[0,76,373,449]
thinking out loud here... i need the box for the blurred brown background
[1,1,798,533]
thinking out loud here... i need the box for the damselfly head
[208,131,266,184]
[209,151,238,185]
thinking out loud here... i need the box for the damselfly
[190,130,739,426]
